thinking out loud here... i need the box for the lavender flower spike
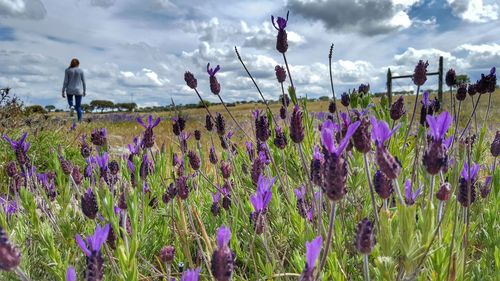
[404,179,422,205]
[426,111,452,141]
[250,175,275,212]
[137,115,161,148]
[207,63,221,95]
[460,162,480,181]
[321,119,360,156]
[75,224,110,257]
[66,266,76,281]
[211,225,235,281]
[180,268,201,281]
[300,236,322,280]
[370,117,399,147]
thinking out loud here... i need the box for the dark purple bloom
[290,105,304,144]
[207,63,221,95]
[180,268,201,281]
[72,167,83,186]
[194,130,201,141]
[299,236,322,280]
[127,136,142,157]
[341,92,350,107]
[139,154,154,180]
[220,160,232,179]
[108,160,119,175]
[467,83,477,96]
[211,191,222,216]
[271,12,289,53]
[275,65,287,83]
[412,60,429,86]
[0,224,21,271]
[457,162,480,207]
[177,176,189,200]
[80,134,92,158]
[358,83,370,94]
[209,145,218,165]
[246,141,255,161]
[179,132,191,153]
[5,161,17,178]
[445,69,456,87]
[281,94,290,107]
[0,197,18,217]
[3,132,30,165]
[404,179,422,205]
[480,176,492,198]
[328,101,336,114]
[95,153,110,180]
[215,113,226,136]
[373,170,393,199]
[137,115,161,148]
[172,116,186,136]
[476,67,496,94]
[254,110,271,142]
[211,225,235,281]
[352,113,372,154]
[206,114,214,131]
[371,117,401,179]
[184,71,198,89]
[160,246,176,264]
[127,159,136,187]
[59,156,73,175]
[188,150,201,171]
[310,146,324,186]
[436,182,451,201]
[90,128,107,147]
[273,126,287,149]
[81,188,99,219]
[75,224,110,281]
[419,91,434,126]
[390,96,406,121]
[355,218,376,254]
[423,111,453,175]
[294,186,308,218]
[491,131,500,157]
[456,84,467,101]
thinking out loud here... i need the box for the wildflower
[328,101,336,114]
[172,116,186,136]
[160,245,175,264]
[211,225,235,281]
[81,188,99,219]
[222,184,232,210]
[273,126,287,149]
[180,132,191,153]
[38,173,57,200]
[280,106,287,119]
[352,112,372,154]
[457,162,480,207]
[207,63,221,95]
[206,114,214,131]
[479,176,492,198]
[321,119,360,201]
[118,191,127,210]
[373,170,393,199]
[341,92,350,107]
[246,141,255,161]
[491,131,499,157]
[211,191,222,216]
[467,83,477,96]
[180,268,201,281]
[281,94,290,107]
[5,161,17,178]
[72,167,83,186]
[184,71,198,89]
[139,154,154,180]
[250,175,275,234]
[127,159,136,187]
[290,105,304,143]
[445,69,456,87]
[220,160,232,179]
[476,67,496,94]
[59,155,73,175]
[355,218,376,254]
[419,91,433,126]
[66,266,76,281]
[359,83,370,94]
[209,145,218,165]
[0,197,18,218]
[95,153,111,184]
[299,236,322,281]
[412,60,429,86]
[294,186,308,219]
[275,65,286,83]
[404,179,422,205]
[456,84,467,101]
[310,146,324,186]
[177,176,189,200]
[215,113,226,136]
[3,132,30,165]
[188,150,201,171]
[75,224,110,281]
[251,152,265,186]
[108,160,119,175]
[423,111,453,175]
[194,130,201,141]
[370,117,401,179]
[90,128,107,147]
[127,136,142,158]
[271,12,289,53]
[436,182,451,201]
[80,134,92,158]
[254,110,271,142]
[390,96,406,121]
[137,115,161,148]
[0,225,21,271]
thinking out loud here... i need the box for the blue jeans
[67,95,83,121]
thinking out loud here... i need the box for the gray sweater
[62,67,86,96]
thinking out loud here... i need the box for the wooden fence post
[387,68,392,104]
[438,56,443,102]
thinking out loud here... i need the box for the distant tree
[456,74,470,85]
[45,105,56,112]
[25,105,46,115]
[318,96,330,101]
[115,102,137,112]
[197,100,211,108]
[90,100,114,113]
[81,104,93,113]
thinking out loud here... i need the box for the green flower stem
[393,179,406,206]
[362,254,370,281]
[363,153,379,226]
[315,201,337,280]
[403,85,420,147]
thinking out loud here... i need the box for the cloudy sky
[0,0,499,108]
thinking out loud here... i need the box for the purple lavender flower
[209,145,218,165]
[0,224,21,271]
[476,67,496,94]
[299,236,322,280]
[294,186,307,218]
[75,224,110,281]
[80,134,92,159]
[172,116,186,136]
[207,63,221,95]
[3,132,30,165]
[188,150,201,171]
[254,109,271,142]
[445,69,456,87]
[91,128,107,147]
[436,182,451,201]
[491,131,500,157]
[127,136,142,158]
[423,111,453,175]
[220,160,232,179]
[81,188,99,219]
[38,172,57,201]
[0,197,18,218]
[341,92,350,107]
[358,83,370,94]
[310,145,324,186]
[211,225,235,281]
[274,126,287,149]
[404,179,422,205]
[206,114,214,131]
[290,105,304,144]
[215,113,226,136]
[412,60,429,86]
[355,218,376,254]
[370,117,401,179]
[177,176,189,200]
[390,96,406,121]
[480,176,492,198]
[194,129,201,141]
[127,159,136,187]
[181,268,201,281]
[457,162,480,207]
[250,175,275,234]
[184,71,198,89]
[373,170,393,199]
[275,65,287,83]
[456,84,467,101]
[419,91,434,126]
[467,83,477,96]
[137,115,161,148]
[246,141,255,161]
[328,101,336,114]
[66,266,76,281]
[180,132,191,153]
[321,119,360,201]
[211,191,222,216]
[160,245,175,264]
[271,12,289,53]
[5,161,17,178]
[139,154,154,180]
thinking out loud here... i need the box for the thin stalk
[315,201,337,280]
[471,96,478,135]
[449,87,453,114]
[392,179,406,206]
[459,94,481,139]
[280,150,291,195]
[363,153,379,225]
[216,94,252,140]
[483,92,492,127]
[185,201,214,279]
[14,267,31,281]
[383,199,388,211]
[429,175,435,201]
[362,254,371,281]
[328,43,341,126]
[166,263,171,281]
[403,85,420,147]
[192,88,215,122]
[450,100,462,151]
[446,192,460,279]
[387,119,395,147]
[282,53,295,91]
[297,143,314,202]
[437,201,444,240]
[265,143,291,204]
[462,140,472,279]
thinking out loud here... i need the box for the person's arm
[81,70,86,96]
[62,68,69,97]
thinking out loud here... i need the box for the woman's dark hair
[69,58,80,68]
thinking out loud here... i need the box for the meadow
[0,13,499,281]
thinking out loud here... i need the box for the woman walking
[62,58,86,122]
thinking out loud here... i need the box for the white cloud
[447,0,499,23]
[0,0,46,19]
[90,0,116,8]
[455,43,500,69]
[119,69,167,87]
